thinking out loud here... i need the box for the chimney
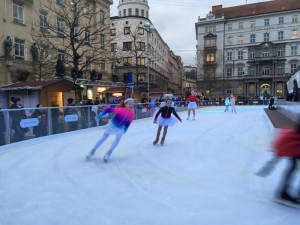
[212,5,223,13]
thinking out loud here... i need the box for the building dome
[118,0,150,18]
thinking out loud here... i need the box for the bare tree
[32,0,112,79]
[197,49,223,97]
[114,24,148,84]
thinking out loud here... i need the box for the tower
[117,0,150,18]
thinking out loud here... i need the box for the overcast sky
[110,0,270,66]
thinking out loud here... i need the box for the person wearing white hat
[86,98,135,162]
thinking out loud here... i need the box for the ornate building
[195,0,300,98]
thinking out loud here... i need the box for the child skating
[224,97,229,112]
[153,99,182,145]
[186,91,198,120]
[230,95,236,114]
[86,98,135,162]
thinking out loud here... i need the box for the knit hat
[11,97,21,104]
[124,98,134,104]
[67,98,74,104]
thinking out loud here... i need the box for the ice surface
[0,106,299,225]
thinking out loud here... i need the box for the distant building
[183,66,197,91]
[195,0,300,98]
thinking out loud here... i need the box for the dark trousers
[278,158,299,195]
[0,133,5,146]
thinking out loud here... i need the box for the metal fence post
[5,110,10,145]
[47,108,51,136]
[88,106,91,128]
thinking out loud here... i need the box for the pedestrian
[230,95,236,114]
[65,98,78,131]
[86,98,135,162]
[10,97,28,142]
[0,100,6,146]
[186,91,198,120]
[153,98,182,145]
[31,104,48,137]
[272,123,300,206]
[224,97,230,112]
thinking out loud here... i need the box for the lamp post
[144,22,155,100]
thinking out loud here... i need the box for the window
[84,2,90,16]
[14,38,25,60]
[119,11,121,17]
[250,34,256,43]
[137,57,145,66]
[138,73,146,82]
[250,21,256,28]
[249,51,255,59]
[292,15,298,23]
[237,85,243,95]
[128,8,132,16]
[123,42,132,51]
[39,11,48,30]
[277,48,283,57]
[205,39,216,47]
[238,36,243,44]
[57,18,65,36]
[264,33,270,42]
[100,34,105,48]
[262,66,270,75]
[249,84,255,94]
[227,52,232,61]
[138,27,144,35]
[100,10,105,23]
[238,51,243,60]
[249,67,255,75]
[85,29,90,44]
[146,11,148,18]
[206,26,216,34]
[137,42,145,51]
[13,1,24,24]
[228,37,233,45]
[206,53,215,62]
[277,83,283,95]
[226,68,232,77]
[291,46,297,56]
[277,66,284,74]
[74,26,79,40]
[123,57,132,66]
[110,28,116,36]
[239,22,244,29]
[279,17,284,24]
[278,31,284,40]
[263,51,270,57]
[86,57,91,71]
[264,19,270,26]
[292,30,298,39]
[111,43,117,52]
[101,61,106,71]
[228,24,232,30]
[123,9,126,16]
[291,64,297,73]
[56,0,64,5]
[124,27,130,35]
[135,8,139,16]
[58,50,65,62]
[238,67,243,76]
[141,9,144,17]
[226,85,232,94]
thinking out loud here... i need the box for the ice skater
[230,95,236,114]
[153,99,182,145]
[86,98,135,162]
[224,97,229,112]
[186,91,198,120]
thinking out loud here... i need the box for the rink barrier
[274,99,300,123]
[0,99,272,146]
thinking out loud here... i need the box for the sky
[110,0,270,66]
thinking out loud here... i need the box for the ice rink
[0,106,299,225]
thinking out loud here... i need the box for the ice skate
[153,138,159,145]
[273,191,300,208]
[186,116,190,120]
[86,149,96,160]
[103,150,112,163]
[193,116,195,120]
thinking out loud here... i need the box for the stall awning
[0,79,82,91]
[103,87,126,93]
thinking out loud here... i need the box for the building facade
[110,0,182,91]
[0,0,113,105]
[183,66,197,91]
[195,0,300,98]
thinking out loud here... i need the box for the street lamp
[144,22,155,100]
